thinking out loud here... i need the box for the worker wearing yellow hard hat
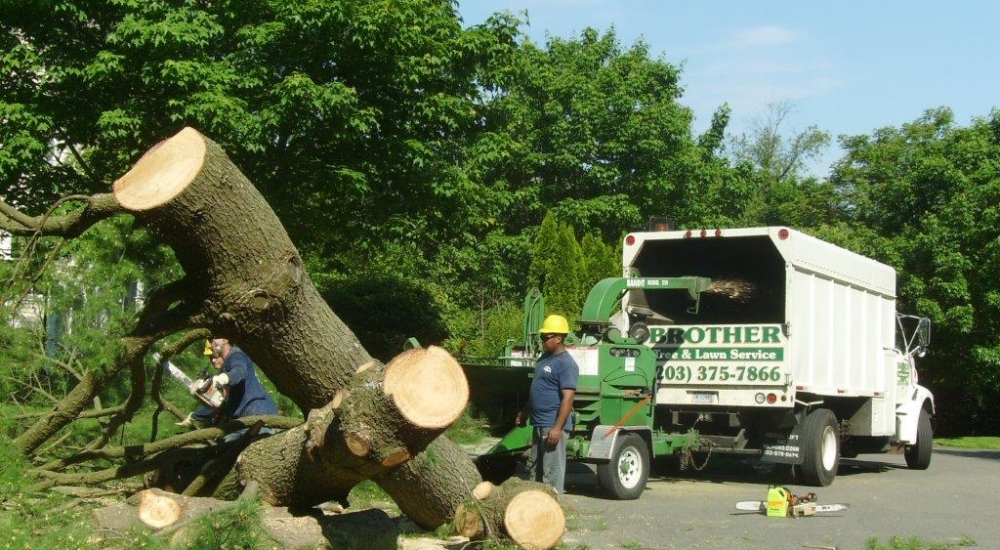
[538,314,570,334]
[516,314,579,496]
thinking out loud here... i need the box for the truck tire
[904,409,933,470]
[597,433,649,500]
[799,409,839,487]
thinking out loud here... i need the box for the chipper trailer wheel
[597,433,650,500]
[799,408,840,487]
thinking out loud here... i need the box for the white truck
[619,226,934,486]
[478,226,934,497]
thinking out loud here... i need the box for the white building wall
[1,230,11,260]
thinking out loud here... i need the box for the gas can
[766,486,789,517]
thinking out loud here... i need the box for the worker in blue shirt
[516,314,579,495]
[179,338,278,428]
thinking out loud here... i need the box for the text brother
[649,325,782,345]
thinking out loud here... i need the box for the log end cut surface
[113,127,206,211]
[383,346,469,429]
[137,490,183,529]
[503,490,565,550]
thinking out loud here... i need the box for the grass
[864,535,976,549]
[934,436,1000,450]
[0,439,281,550]
[444,407,492,445]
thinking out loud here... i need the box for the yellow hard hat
[539,314,570,334]
[203,340,214,356]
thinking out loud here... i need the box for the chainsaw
[735,486,850,517]
[160,357,226,409]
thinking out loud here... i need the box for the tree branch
[0,193,123,237]
[39,416,301,470]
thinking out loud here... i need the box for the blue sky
[457,0,1000,177]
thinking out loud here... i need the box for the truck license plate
[690,391,717,404]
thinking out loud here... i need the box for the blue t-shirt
[193,347,278,423]
[529,350,579,430]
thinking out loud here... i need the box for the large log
[93,491,398,550]
[453,478,565,550]
[229,348,468,508]
[110,127,482,524]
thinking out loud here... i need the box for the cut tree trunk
[110,127,482,525]
[225,348,469,509]
[93,490,398,549]
[453,478,565,550]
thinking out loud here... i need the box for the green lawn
[934,436,1000,450]
[864,535,976,549]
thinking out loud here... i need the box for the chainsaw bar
[735,501,850,513]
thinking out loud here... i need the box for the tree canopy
[4,0,1000,444]
[827,108,1000,434]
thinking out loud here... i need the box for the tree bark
[114,127,369,409]
[110,127,481,524]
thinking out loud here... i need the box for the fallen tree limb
[92,486,399,550]
[16,127,493,534]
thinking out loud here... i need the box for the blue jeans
[529,426,568,495]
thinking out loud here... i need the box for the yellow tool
[766,486,789,517]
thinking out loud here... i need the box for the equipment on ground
[160,357,226,409]
[475,226,935,500]
[736,485,849,516]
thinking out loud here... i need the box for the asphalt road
[557,447,998,550]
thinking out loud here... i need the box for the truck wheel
[597,433,649,500]
[799,409,839,487]
[904,409,933,470]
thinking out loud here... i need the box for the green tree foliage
[526,212,620,322]
[468,26,746,241]
[321,275,449,363]
[3,4,747,358]
[544,222,583,319]
[445,300,524,359]
[579,231,620,296]
[829,107,1000,434]
[0,0,521,260]
[527,211,561,292]
[730,101,831,185]
[0,218,178,411]
[727,101,837,226]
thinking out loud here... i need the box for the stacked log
[454,478,565,549]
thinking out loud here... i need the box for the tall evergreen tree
[527,212,562,292]
[579,232,620,297]
[544,223,584,319]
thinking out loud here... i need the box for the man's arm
[222,353,252,386]
[545,388,576,445]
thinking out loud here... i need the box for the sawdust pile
[704,279,756,303]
